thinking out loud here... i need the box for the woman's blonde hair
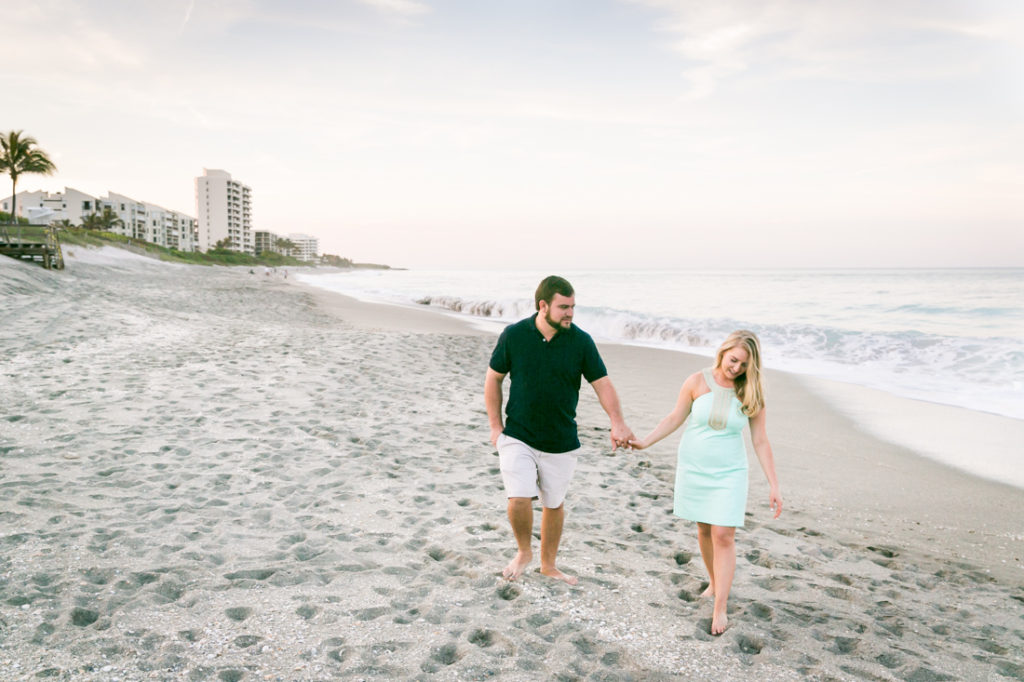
[714,330,765,417]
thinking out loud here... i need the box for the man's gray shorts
[497,433,579,509]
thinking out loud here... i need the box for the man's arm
[590,376,635,450]
[484,367,507,447]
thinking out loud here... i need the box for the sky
[5,0,1023,269]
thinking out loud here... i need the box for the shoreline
[299,276,1024,487]
[292,267,1024,424]
[296,279,1024,585]
[2,248,1022,681]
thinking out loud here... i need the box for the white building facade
[195,169,253,254]
[288,233,320,262]
[104,192,148,241]
[2,187,102,226]
[1,188,197,251]
[144,202,198,252]
[253,230,280,255]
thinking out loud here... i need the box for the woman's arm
[629,373,699,450]
[749,409,783,518]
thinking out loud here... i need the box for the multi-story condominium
[253,230,280,255]
[2,188,198,251]
[195,169,253,254]
[288,233,320,262]
[104,192,149,242]
[2,187,103,226]
[145,202,198,252]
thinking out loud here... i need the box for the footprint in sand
[747,602,774,621]
[296,604,319,620]
[428,642,463,667]
[736,634,765,654]
[468,629,495,647]
[70,608,99,627]
[830,635,859,654]
[233,635,262,648]
[224,606,253,622]
[677,589,699,603]
[496,583,521,601]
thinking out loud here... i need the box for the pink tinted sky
[6,0,1023,268]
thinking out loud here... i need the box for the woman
[629,330,782,635]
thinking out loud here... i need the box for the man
[485,275,634,585]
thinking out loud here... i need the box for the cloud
[625,0,1024,98]
[354,0,431,17]
[180,0,195,31]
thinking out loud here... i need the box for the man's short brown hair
[535,276,574,311]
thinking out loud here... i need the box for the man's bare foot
[710,611,728,635]
[539,567,579,585]
[502,551,532,580]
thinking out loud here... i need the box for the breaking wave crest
[295,269,1024,420]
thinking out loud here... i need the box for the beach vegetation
[79,207,125,232]
[57,227,308,267]
[275,237,298,257]
[321,253,355,267]
[0,210,29,225]
[255,250,298,266]
[0,131,57,224]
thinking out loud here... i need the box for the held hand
[626,438,648,450]
[769,487,783,519]
[609,423,636,451]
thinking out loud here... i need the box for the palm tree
[80,207,124,232]
[275,237,297,256]
[0,131,57,224]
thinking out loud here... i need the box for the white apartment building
[195,169,253,254]
[104,192,149,242]
[145,202,198,252]
[98,195,196,251]
[1,188,197,251]
[2,187,103,225]
[253,230,280,255]
[288,233,319,262]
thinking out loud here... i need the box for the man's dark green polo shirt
[489,314,608,453]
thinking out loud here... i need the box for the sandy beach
[1,247,1022,681]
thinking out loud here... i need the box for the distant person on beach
[629,330,782,635]
[485,275,635,585]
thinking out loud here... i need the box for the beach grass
[56,228,308,267]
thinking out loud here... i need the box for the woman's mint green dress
[674,368,749,527]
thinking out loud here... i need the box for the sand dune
[0,248,1021,681]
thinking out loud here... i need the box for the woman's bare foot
[711,611,729,635]
[700,584,715,599]
[539,567,578,585]
[502,551,532,580]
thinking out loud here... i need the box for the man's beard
[546,312,570,331]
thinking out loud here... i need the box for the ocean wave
[413,295,533,320]
[578,308,1024,418]
[410,294,1024,379]
[890,303,1017,317]
[295,271,1024,420]
[410,297,1024,418]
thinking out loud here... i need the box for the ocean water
[296,268,1024,422]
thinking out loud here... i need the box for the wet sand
[1,247,1021,681]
